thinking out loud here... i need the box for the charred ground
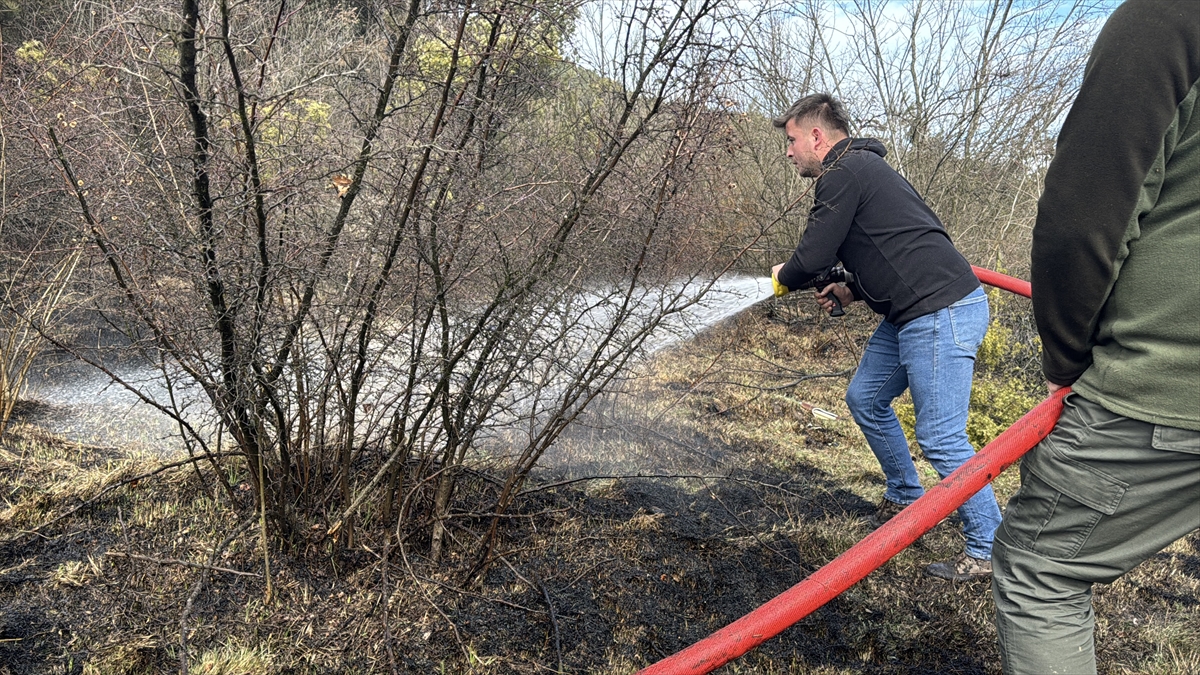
[2,300,1197,674]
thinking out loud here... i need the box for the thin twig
[702,368,855,417]
[19,452,241,539]
[562,556,615,590]
[180,516,256,675]
[396,536,469,660]
[0,558,38,586]
[632,423,725,464]
[536,575,563,673]
[711,367,855,391]
[381,533,398,675]
[489,554,563,670]
[764,367,855,390]
[518,472,727,497]
[517,471,810,500]
[647,340,731,427]
[256,446,272,605]
[105,551,260,577]
[407,571,544,615]
[117,505,131,550]
[698,478,798,567]
[447,506,573,521]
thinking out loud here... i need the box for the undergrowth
[0,295,1195,674]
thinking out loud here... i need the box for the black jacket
[777,138,978,326]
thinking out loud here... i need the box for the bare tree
[729,0,1114,274]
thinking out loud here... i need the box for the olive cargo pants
[991,393,1200,675]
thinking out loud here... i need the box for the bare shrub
[3,0,767,580]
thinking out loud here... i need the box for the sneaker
[867,498,907,529]
[925,552,992,581]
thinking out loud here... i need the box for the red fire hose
[638,267,1049,674]
[971,266,1031,298]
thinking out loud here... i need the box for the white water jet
[22,275,775,452]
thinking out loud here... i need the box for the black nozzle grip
[828,293,845,317]
[814,278,845,317]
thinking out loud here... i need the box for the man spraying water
[770,93,1000,580]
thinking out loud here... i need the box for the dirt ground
[2,300,1197,674]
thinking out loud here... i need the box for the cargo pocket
[1001,436,1128,559]
[1152,425,1200,454]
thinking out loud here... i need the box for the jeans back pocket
[948,288,989,351]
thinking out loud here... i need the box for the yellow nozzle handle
[772,275,790,297]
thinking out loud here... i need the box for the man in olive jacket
[992,1,1200,673]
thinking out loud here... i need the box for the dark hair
[772,93,852,136]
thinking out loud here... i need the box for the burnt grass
[2,301,1198,674]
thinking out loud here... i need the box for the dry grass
[191,641,275,674]
[0,298,1196,674]
[0,423,148,531]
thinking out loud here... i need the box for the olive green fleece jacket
[1032,0,1200,430]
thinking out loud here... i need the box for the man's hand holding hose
[814,283,854,315]
[772,263,856,316]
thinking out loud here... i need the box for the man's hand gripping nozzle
[773,266,855,316]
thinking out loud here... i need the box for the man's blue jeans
[845,287,1002,560]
